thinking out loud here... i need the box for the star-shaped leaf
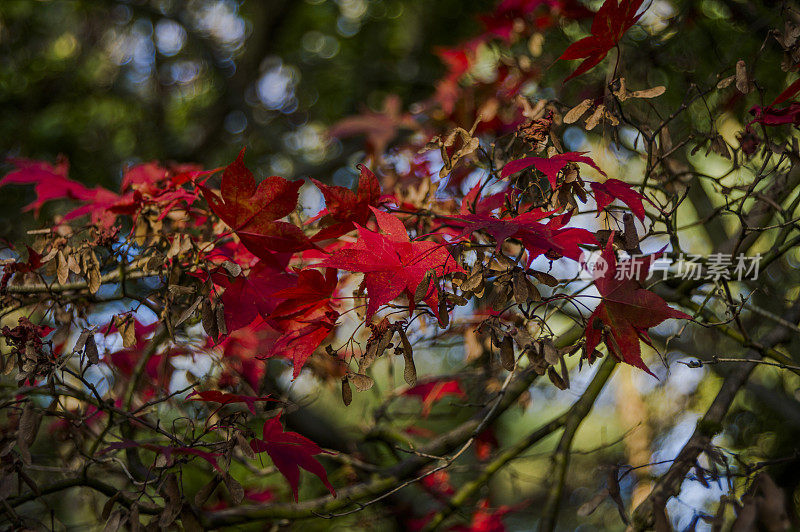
[249,414,336,502]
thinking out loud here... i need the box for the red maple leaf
[590,179,646,221]
[583,237,690,375]
[328,95,417,156]
[0,157,206,230]
[450,209,597,264]
[403,378,467,417]
[219,259,296,333]
[264,268,340,378]
[450,499,511,532]
[187,389,276,415]
[310,164,383,241]
[558,0,644,82]
[500,151,607,188]
[320,207,463,319]
[749,103,800,127]
[200,149,314,255]
[249,414,336,502]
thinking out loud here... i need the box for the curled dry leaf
[629,86,666,99]
[85,334,99,365]
[174,296,203,328]
[194,476,221,507]
[17,402,42,465]
[548,366,568,390]
[56,249,69,285]
[159,473,182,527]
[223,473,244,505]
[236,432,256,460]
[564,99,593,124]
[499,336,515,371]
[414,270,434,304]
[736,59,753,94]
[341,377,353,406]
[201,299,218,341]
[349,372,375,392]
[717,75,736,89]
[399,328,417,386]
[437,297,450,328]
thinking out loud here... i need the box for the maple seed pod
[194,477,221,507]
[201,299,218,341]
[84,333,100,365]
[548,366,568,390]
[349,372,374,392]
[414,270,434,304]
[399,328,417,386]
[437,298,450,328]
[500,336,515,371]
[215,303,227,338]
[341,378,353,406]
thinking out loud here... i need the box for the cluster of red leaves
[749,77,800,127]
[187,389,275,415]
[249,414,336,502]
[583,237,690,375]
[0,157,207,230]
[558,0,644,82]
[321,207,463,319]
[1,317,53,358]
[402,378,467,417]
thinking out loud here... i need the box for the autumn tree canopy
[2,0,800,530]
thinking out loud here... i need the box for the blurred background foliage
[0,0,493,239]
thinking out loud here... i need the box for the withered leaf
[180,507,203,532]
[103,509,123,532]
[629,86,666,99]
[56,250,69,285]
[607,467,629,524]
[461,267,484,293]
[548,366,568,390]
[128,503,140,532]
[349,372,375,392]
[437,297,450,328]
[236,432,255,460]
[175,296,203,328]
[72,329,92,355]
[159,473,182,527]
[220,260,242,277]
[542,338,560,366]
[215,303,227,338]
[116,316,135,349]
[564,99,593,124]
[414,269,435,304]
[194,476,221,507]
[223,473,244,505]
[585,105,605,130]
[201,299,218,341]
[17,402,42,466]
[735,59,752,94]
[500,336,515,371]
[102,492,121,521]
[530,270,558,287]
[341,378,353,406]
[85,334,99,365]
[716,75,735,89]
[512,269,529,304]
[399,328,417,386]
